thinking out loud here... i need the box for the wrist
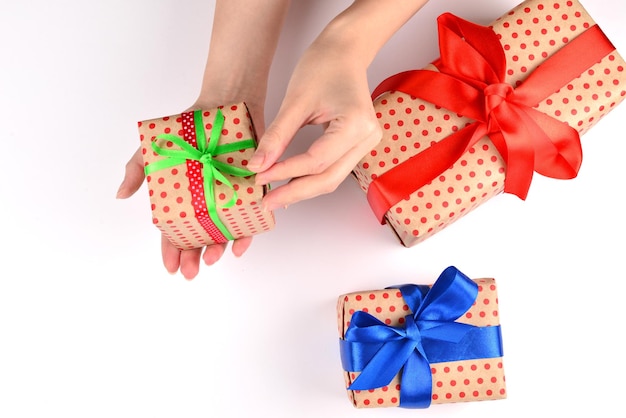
[315,0,430,67]
[193,70,267,109]
[313,15,375,69]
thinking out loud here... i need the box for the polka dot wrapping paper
[138,102,275,250]
[353,0,626,248]
[336,267,505,409]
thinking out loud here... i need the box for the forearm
[196,0,291,106]
[313,0,430,68]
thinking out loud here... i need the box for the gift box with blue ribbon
[337,266,506,408]
[138,102,275,250]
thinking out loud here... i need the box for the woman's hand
[248,0,430,211]
[247,41,382,211]
[116,0,291,279]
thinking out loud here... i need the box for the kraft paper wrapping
[337,273,505,408]
[353,0,626,247]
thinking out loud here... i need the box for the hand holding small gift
[117,0,434,278]
[117,1,288,279]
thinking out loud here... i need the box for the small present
[337,266,505,409]
[138,102,275,250]
[353,0,626,247]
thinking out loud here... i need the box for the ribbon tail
[518,107,582,179]
[348,339,417,391]
[210,167,239,208]
[489,102,582,199]
[339,340,385,373]
[398,349,432,408]
[487,104,537,200]
[202,166,235,241]
[212,159,254,177]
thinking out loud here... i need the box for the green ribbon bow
[144,109,256,241]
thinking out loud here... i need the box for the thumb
[247,105,305,173]
[116,146,146,199]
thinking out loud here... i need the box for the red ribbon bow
[367,13,616,223]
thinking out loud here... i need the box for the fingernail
[261,201,274,213]
[261,201,285,213]
[115,185,125,199]
[254,175,267,186]
[247,152,265,171]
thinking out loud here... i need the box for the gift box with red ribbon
[138,102,275,250]
[337,266,506,408]
[353,0,626,247]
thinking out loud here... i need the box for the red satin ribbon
[367,13,616,224]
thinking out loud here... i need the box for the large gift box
[138,102,275,250]
[337,266,505,409]
[353,0,626,247]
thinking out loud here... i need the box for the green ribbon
[144,109,256,241]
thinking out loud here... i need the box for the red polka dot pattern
[353,0,626,248]
[337,278,505,408]
[138,102,276,250]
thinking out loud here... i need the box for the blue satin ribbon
[339,266,503,408]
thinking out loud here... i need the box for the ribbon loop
[199,153,213,166]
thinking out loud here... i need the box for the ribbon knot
[339,266,503,408]
[199,153,214,166]
[366,12,615,223]
[483,83,515,134]
[403,315,421,342]
[484,83,513,115]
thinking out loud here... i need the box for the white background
[1,0,625,417]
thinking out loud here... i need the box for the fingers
[161,235,253,279]
[260,127,381,211]
[161,236,182,275]
[202,243,227,266]
[254,115,371,184]
[247,104,306,173]
[116,146,146,199]
[231,236,253,257]
[257,115,382,211]
[179,248,203,280]
[202,237,252,266]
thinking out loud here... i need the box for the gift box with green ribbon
[138,102,275,250]
[337,266,506,409]
[353,0,626,247]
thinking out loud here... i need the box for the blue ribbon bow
[339,266,503,408]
